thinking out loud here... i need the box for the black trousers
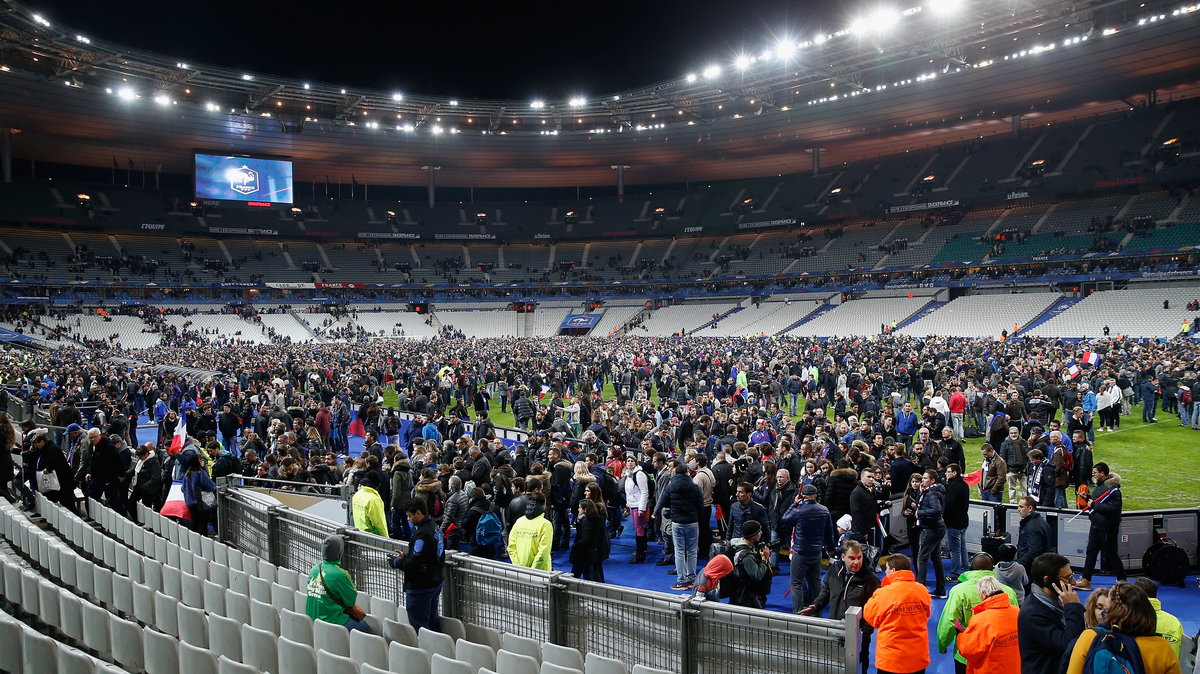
[1083,524,1125,580]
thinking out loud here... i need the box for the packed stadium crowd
[1,331,1195,674]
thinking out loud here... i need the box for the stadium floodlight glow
[530,99,545,109]
[76,35,90,44]
[853,7,901,34]
[702,64,721,79]
[734,54,752,70]
[449,100,459,106]
[241,74,253,81]
[924,0,962,15]
[569,96,586,107]
[392,93,403,101]
[302,83,310,90]
[685,72,698,83]
[116,87,136,100]
[32,14,50,27]
[431,126,444,134]
[777,40,798,60]
[204,101,219,111]
[153,94,171,106]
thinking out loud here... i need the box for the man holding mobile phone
[1016,553,1085,674]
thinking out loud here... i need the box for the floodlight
[702,65,721,79]
[569,96,586,107]
[153,94,171,106]
[303,83,310,90]
[117,87,136,100]
[777,40,797,60]
[734,54,752,70]
[870,7,901,32]
[924,0,962,15]
[449,100,459,106]
[204,102,220,111]
[530,99,545,109]
[685,73,698,83]
[241,74,254,81]
[392,93,403,101]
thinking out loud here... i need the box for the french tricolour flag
[168,415,187,456]
[1061,362,1081,381]
[1082,351,1101,367]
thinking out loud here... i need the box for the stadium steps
[777,304,835,335]
[895,301,947,331]
[1004,132,1046,182]
[1113,194,1140,221]
[287,309,326,343]
[316,244,335,269]
[628,241,644,267]
[689,306,744,334]
[216,240,233,264]
[280,250,299,270]
[1029,204,1059,234]
[1045,123,1095,176]
[1015,296,1079,335]
[1167,194,1190,223]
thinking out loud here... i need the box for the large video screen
[194,153,293,204]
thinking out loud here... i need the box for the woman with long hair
[570,499,608,582]
[901,472,923,558]
[183,452,218,535]
[1066,582,1180,674]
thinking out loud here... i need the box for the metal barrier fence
[218,487,857,674]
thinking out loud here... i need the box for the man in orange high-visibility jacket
[864,554,932,674]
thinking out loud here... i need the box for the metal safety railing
[218,487,859,674]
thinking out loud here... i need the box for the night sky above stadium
[35,0,842,99]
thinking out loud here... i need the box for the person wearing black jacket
[85,428,125,514]
[1075,464,1125,589]
[800,540,880,674]
[1017,552,1084,674]
[652,465,704,590]
[848,470,880,552]
[1015,497,1052,571]
[943,464,970,581]
[389,499,445,632]
[462,489,500,559]
[915,469,947,597]
[28,429,76,513]
[128,443,163,515]
[569,498,608,581]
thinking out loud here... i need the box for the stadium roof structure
[0,0,1199,187]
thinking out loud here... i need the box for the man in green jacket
[508,493,554,571]
[936,553,1018,674]
[306,535,372,632]
[353,472,389,537]
[1133,578,1183,658]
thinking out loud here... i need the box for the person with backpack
[722,520,774,609]
[1064,581,1181,674]
[622,454,652,563]
[569,498,610,582]
[463,487,503,559]
[381,408,401,447]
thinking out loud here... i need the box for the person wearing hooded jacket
[352,471,389,537]
[306,535,372,632]
[28,429,76,513]
[915,469,948,597]
[1075,463,1125,589]
[508,493,555,571]
[864,554,931,674]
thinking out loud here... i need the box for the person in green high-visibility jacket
[305,535,372,632]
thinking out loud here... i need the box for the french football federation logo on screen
[227,165,260,196]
